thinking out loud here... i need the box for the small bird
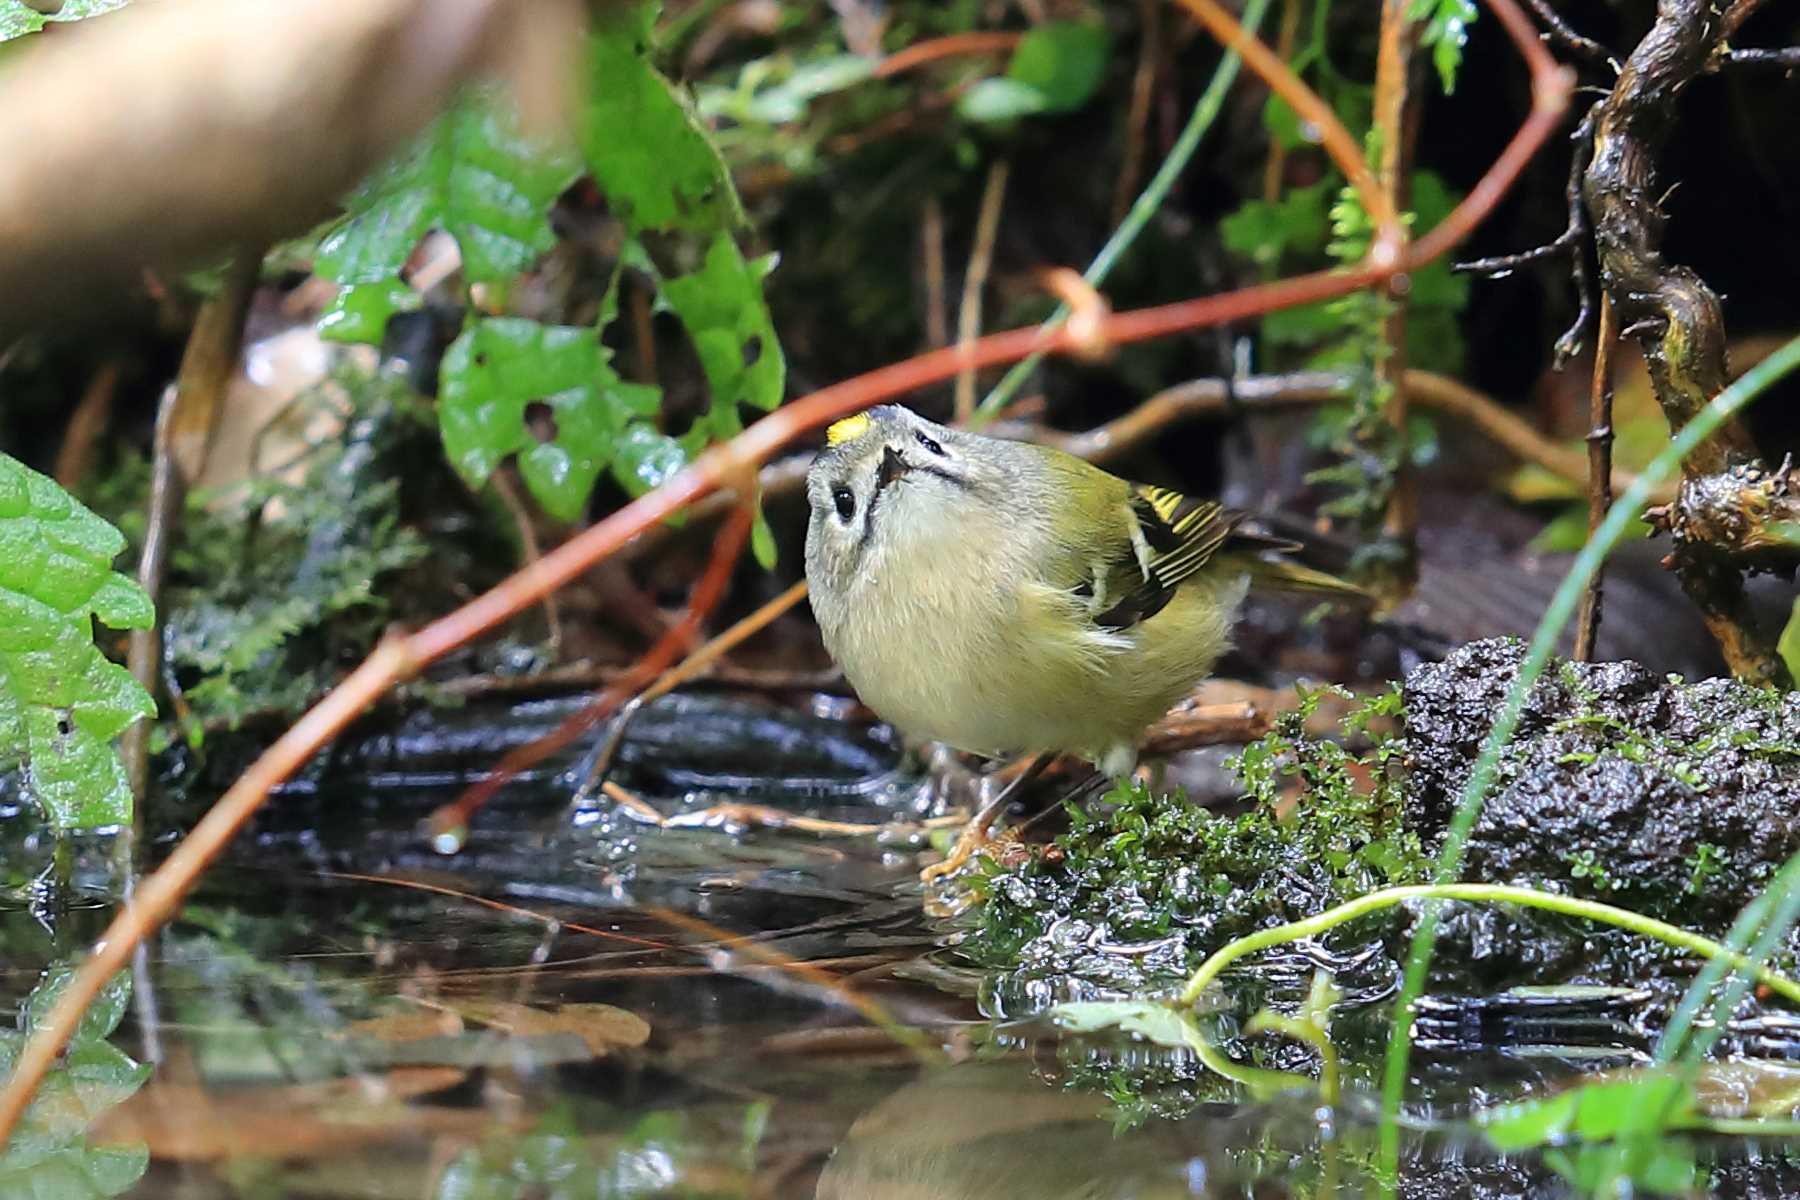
[803,405,1362,876]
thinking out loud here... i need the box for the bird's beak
[877,445,910,490]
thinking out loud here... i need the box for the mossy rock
[1405,637,1800,987]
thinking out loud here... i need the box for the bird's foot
[920,753,1055,884]
[920,814,1000,883]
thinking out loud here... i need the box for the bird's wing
[1085,485,1271,631]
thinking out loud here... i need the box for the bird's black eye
[915,431,947,456]
[832,485,856,521]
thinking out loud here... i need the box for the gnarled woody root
[1581,0,1797,686]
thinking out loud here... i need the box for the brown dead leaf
[458,1000,651,1059]
[330,1003,465,1044]
[91,1067,483,1161]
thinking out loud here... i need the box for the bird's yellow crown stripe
[827,414,871,445]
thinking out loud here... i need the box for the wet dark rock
[1403,638,1800,987]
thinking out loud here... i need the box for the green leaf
[0,455,154,830]
[439,319,663,521]
[1220,181,1333,270]
[0,0,127,43]
[1262,94,1309,151]
[657,234,786,423]
[750,499,777,570]
[1006,20,1110,112]
[1261,298,1340,346]
[1545,1140,1701,1197]
[316,85,578,288]
[1409,0,1479,94]
[77,1144,150,1196]
[318,280,422,346]
[581,6,745,234]
[1779,596,1800,687]
[611,422,689,498]
[24,967,132,1045]
[957,78,1050,123]
[741,54,876,124]
[1051,1001,1208,1053]
[1480,1075,1698,1152]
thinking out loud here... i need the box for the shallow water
[5,691,1800,1198]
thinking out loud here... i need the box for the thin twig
[165,249,262,485]
[1723,47,1800,69]
[123,249,261,806]
[1114,0,1162,226]
[1522,0,1611,62]
[1260,0,1305,203]
[489,467,563,655]
[1573,292,1616,661]
[53,362,118,488]
[571,579,809,804]
[920,194,948,349]
[123,392,183,814]
[954,158,1009,422]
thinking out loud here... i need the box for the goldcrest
[804,405,1360,780]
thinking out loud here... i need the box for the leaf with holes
[315,85,579,297]
[0,456,154,831]
[439,318,662,521]
[657,234,785,435]
[580,4,745,235]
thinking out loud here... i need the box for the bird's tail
[1227,553,1372,601]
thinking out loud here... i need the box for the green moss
[960,688,1428,997]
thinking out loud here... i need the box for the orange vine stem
[1167,0,1403,259]
[874,31,1024,79]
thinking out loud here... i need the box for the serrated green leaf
[658,234,786,423]
[1410,0,1478,94]
[582,10,745,234]
[316,85,578,288]
[1006,20,1109,112]
[318,280,423,345]
[0,0,127,43]
[0,455,154,830]
[439,318,664,521]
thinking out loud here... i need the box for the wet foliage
[960,689,1428,1004]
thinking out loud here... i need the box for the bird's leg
[920,753,1054,883]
